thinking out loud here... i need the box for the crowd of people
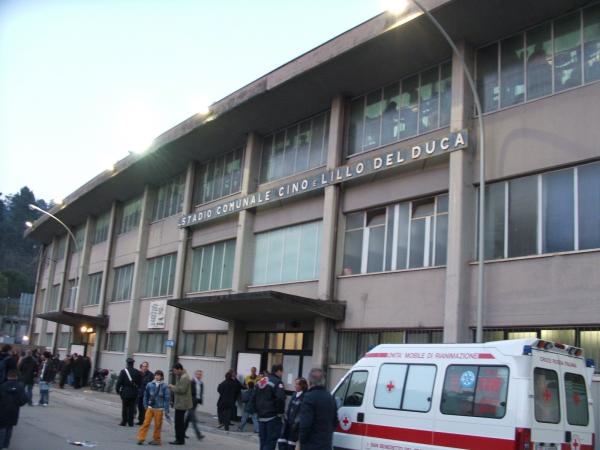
[0,344,339,450]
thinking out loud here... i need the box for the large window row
[477,4,600,113]
[46,284,60,312]
[117,197,142,235]
[91,212,110,245]
[145,253,176,298]
[259,112,329,183]
[479,327,600,373]
[194,149,243,206]
[247,332,312,351]
[179,332,227,358]
[153,174,185,221]
[104,332,126,352]
[253,221,321,285]
[111,264,134,302]
[481,161,600,260]
[332,329,443,365]
[347,62,451,156]
[343,194,448,276]
[85,272,102,306]
[189,240,235,293]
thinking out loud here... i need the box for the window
[55,236,67,260]
[260,112,328,183]
[194,149,243,205]
[374,364,436,412]
[145,254,176,297]
[333,330,440,365]
[333,371,368,407]
[189,240,235,292]
[565,373,589,426]
[179,332,228,357]
[47,284,60,312]
[45,332,53,346]
[117,197,142,235]
[58,331,71,349]
[72,226,85,252]
[476,5,600,113]
[85,272,102,306]
[92,212,110,244]
[441,365,509,419]
[64,279,77,309]
[105,332,126,352]
[153,174,185,221]
[347,62,451,156]
[138,332,167,354]
[252,222,321,285]
[112,264,134,302]
[480,162,600,260]
[342,194,448,275]
[534,368,560,423]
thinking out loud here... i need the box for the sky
[0,0,385,203]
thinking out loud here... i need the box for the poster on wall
[148,300,166,329]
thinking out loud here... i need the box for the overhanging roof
[168,291,345,322]
[36,310,109,329]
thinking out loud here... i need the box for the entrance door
[282,355,301,390]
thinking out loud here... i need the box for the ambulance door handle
[565,431,572,443]
[357,412,365,422]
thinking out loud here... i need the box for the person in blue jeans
[38,353,54,406]
[0,369,28,449]
[250,364,286,450]
[17,350,37,406]
[237,381,259,433]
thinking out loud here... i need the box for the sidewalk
[51,385,260,444]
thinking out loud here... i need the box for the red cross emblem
[573,392,581,406]
[571,435,581,450]
[339,415,352,431]
[543,388,552,402]
[386,381,395,392]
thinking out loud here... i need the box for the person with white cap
[116,357,142,427]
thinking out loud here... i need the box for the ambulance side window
[339,371,368,407]
[374,363,436,412]
[441,365,509,419]
[564,372,589,426]
[534,368,560,424]
[333,375,351,409]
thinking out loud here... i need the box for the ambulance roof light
[535,340,553,350]
[523,345,532,355]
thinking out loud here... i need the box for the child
[137,370,170,446]
[0,369,28,449]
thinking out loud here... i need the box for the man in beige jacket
[168,363,193,445]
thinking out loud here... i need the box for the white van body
[332,339,594,450]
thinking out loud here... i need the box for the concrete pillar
[167,162,195,369]
[28,244,45,341]
[225,132,262,371]
[51,235,72,354]
[314,95,345,370]
[123,187,154,357]
[37,237,58,346]
[443,41,475,343]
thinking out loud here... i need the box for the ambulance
[332,339,594,450]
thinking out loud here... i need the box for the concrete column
[51,235,72,354]
[167,162,195,369]
[226,132,262,371]
[94,201,118,370]
[314,95,345,370]
[74,215,94,313]
[37,237,58,346]
[123,187,154,357]
[443,41,475,343]
[28,244,45,340]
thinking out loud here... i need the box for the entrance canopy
[168,291,345,322]
[36,310,109,329]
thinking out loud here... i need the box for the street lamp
[28,203,81,310]
[389,0,486,342]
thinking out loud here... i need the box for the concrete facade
[26,0,600,413]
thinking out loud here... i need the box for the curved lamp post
[28,204,81,310]
[390,0,486,342]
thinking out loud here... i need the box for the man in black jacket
[17,350,37,406]
[115,358,142,426]
[251,364,286,450]
[184,369,205,439]
[298,368,338,450]
[0,369,28,449]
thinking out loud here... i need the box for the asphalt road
[10,390,256,450]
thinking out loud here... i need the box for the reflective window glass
[584,5,600,82]
[508,176,538,257]
[477,43,499,112]
[526,23,553,100]
[578,162,600,250]
[542,169,574,253]
[419,67,440,133]
[534,368,560,423]
[554,13,582,92]
[500,34,525,107]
